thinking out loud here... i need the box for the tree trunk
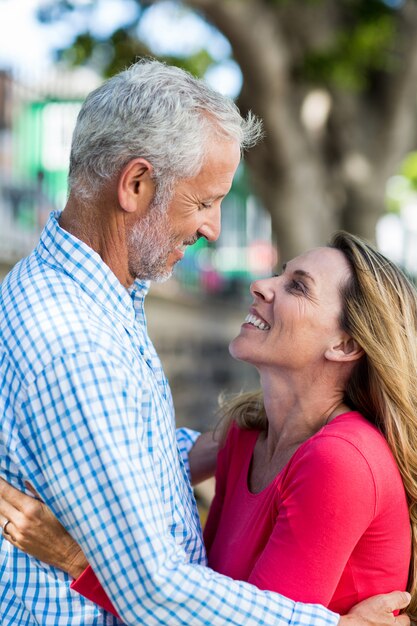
[183,0,417,257]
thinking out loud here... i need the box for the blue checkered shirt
[0,212,339,625]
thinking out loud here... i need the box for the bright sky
[0,0,242,96]
[0,0,85,71]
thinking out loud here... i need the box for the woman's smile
[243,310,271,331]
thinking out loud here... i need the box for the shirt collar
[36,211,150,327]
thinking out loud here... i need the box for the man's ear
[118,158,155,214]
[325,334,364,363]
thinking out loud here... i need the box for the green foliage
[58,26,215,78]
[167,49,214,80]
[53,1,216,79]
[385,175,412,213]
[385,152,417,214]
[43,0,402,90]
[58,27,151,76]
[302,12,396,90]
[401,152,417,191]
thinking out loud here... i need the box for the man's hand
[340,591,411,626]
[0,477,88,578]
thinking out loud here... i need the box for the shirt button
[139,346,144,355]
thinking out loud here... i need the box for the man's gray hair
[69,59,263,200]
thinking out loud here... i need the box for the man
[0,60,410,625]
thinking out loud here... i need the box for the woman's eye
[274,273,307,294]
[288,280,307,294]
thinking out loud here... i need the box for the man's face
[127,137,241,282]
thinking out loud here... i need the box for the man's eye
[200,202,212,209]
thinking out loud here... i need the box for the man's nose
[198,207,221,242]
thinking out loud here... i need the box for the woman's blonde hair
[218,231,417,617]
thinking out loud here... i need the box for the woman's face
[229,247,352,371]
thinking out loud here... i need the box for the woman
[1,232,416,618]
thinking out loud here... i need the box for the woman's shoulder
[317,411,388,455]
[295,411,402,489]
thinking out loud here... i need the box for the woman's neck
[248,372,350,493]
[259,368,349,461]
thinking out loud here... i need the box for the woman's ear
[118,158,155,214]
[325,334,364,363]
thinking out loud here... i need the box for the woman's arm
[0,430,219,570]
[0,429,220,617]
[0,478,88,578]
[0,478,119,614]
[0,428,220,569]
[188,430,219,485]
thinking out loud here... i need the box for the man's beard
[127,187,185,283]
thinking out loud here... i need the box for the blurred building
[0,66,277,295]
[0,66,100,266]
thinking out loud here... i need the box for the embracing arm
[0,478,118,617]
[6,352,341,626]
[0,480,87,579]
[0,426,219,578]
[0,427,219,621]
[0,480,412,626]
[0,426,218,621]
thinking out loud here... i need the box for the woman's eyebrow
[282,263,316,284]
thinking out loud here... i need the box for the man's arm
[11,351,339,626]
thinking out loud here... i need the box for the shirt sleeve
[15,353,339,626]
[248,434,376,606]
[176,427,200,482]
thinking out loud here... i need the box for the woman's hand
[0,478,88,578]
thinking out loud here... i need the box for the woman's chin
[228,337,251,363]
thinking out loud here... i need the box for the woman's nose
[250,278,275,302]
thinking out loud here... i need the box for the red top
[204,412,410,614]
[71,411,410,617]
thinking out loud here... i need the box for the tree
[38,0,417,260]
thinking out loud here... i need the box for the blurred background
[2,0,417,450]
